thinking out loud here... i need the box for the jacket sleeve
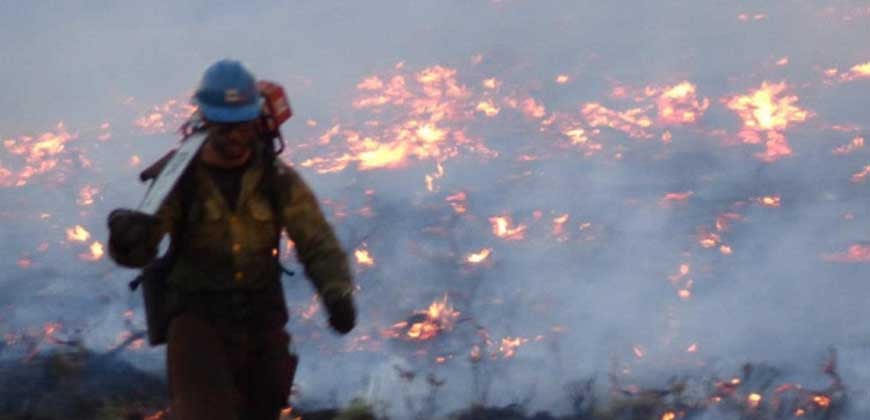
[276,163,354,297]
[107,189,180,268]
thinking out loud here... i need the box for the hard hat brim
[196,97,263,123]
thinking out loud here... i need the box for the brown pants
[167,312,296,420]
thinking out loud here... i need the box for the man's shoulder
[269,160,319,204]
[272,159,303,183]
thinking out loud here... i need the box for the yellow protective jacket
[110,140,353,298]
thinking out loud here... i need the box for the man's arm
[277,164,353,295]
[107,189,179,268]
[276,163,355,333]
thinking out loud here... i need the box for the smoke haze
[2,1,870,418]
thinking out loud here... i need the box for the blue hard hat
[193,59,263,123]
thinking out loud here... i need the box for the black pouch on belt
[129,253,184,346]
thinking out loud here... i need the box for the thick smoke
[2,1,870,418]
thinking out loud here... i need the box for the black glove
[107,208,158,255]
[323,290,356,334]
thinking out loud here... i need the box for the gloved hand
[323,290,356,334]
[108,208,158,245]
[107,209,159,264]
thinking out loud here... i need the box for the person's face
[208,121,259,160]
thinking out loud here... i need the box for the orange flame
[425,161,446,192]
[832,137,864,155]
[747,393,763,408]
[114,330,145,351]
[715,212,744,232]
[144,409,171,420]
[96,122,112,142]
[678,289,692,300]
[552,214,570,241]
[133,97,196,134]
[357,76,385,90]
[655,81,709,125]
[757,195,781,207]
[831,61,870,83]
[475,100,500,117]
[489,216,527,240]
[77,185,100,206]
[65,225,91,242]
[1,123,76,187]
[466,248,492,264]
[446,191,468,214]
[301,295,320,320]
[42,322,61,340]
[737,13,767,21]
[387,294,461,341]
[851,165,870,183]
[305,64,501,176]
[848,61,870,78]
[519,97,546,119]
[79,241,104,262]
[723,82,810,162]
[813,394,831,408]
[661,191,693,207]
[499,336,529,358]
[822,244,870,262]
[668,263,691,284]
[354,247,375,267]
[562,127,588,145]
[357,140,411,170]
[669,262,693,300]
[633,345,646,359]
[697,228,721,248]
[581,103,653,139]
[470,344,482,362]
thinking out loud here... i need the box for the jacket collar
[195,139,267,213]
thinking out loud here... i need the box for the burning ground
[3,1,870,419]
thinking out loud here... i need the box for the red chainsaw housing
[257,80,293,131]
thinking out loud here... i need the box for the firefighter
[106,59,356,420]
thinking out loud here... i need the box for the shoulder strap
[260,136,295,277]
[259,138,284,234]
[169,164,197,257]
